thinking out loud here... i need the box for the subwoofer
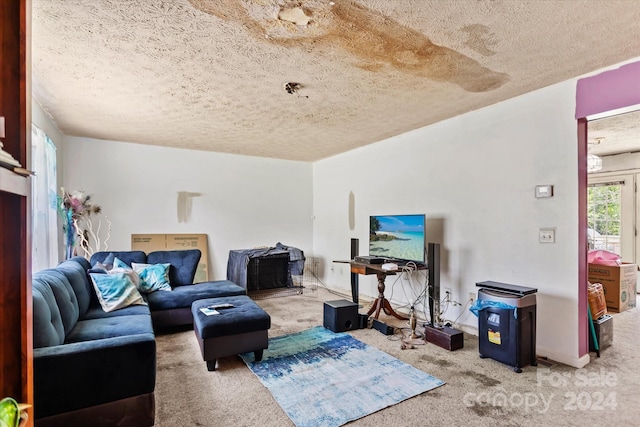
[323,299,359,333]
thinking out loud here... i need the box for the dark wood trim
[577,118,588,358]
[0,0,33,425]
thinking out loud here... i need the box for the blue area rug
[240,326,445,427]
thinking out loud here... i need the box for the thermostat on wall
[535,185,554,198]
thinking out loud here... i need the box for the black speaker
[427,242,441,326]
[350,238,359,304]
[323,299,359,332]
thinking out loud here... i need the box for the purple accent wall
[576,61,640,119]
[575,60,639,359]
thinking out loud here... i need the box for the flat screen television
[369,214,426,264]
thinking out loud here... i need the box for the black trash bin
[476,281,537,373]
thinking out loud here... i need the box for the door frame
[576,60,640,359]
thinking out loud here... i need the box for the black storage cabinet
[589,314,613,353]
[476,281,537,373]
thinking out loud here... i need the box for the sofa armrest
[34,333,156,419]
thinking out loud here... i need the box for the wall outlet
[469,291,475,303]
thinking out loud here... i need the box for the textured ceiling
[31,0,640,161]
[588,109,640,157]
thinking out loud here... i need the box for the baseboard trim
[536,346,590,368]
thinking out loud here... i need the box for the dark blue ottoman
[192,295,270,371]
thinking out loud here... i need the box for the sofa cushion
[56,257,94,317]
[32,279,65,348]
[132,262,172,293]
[33,269,80,335]
[66,255,92,271]
[91,251,147,268]
[147,249,200,287]
[33,333,156,419]
[89,269,147,312]
[192,295,271,338]
[83,303,151,320]
[144,279,245,311]
[65,314,154,343]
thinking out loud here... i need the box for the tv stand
[347,261,426,320]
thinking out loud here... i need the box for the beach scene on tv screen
[369,215,425,261]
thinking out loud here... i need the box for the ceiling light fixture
[587,153,602,173]
[284,82,308,98]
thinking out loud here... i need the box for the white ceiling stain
[278,7,311,26]
[31,0,640,161]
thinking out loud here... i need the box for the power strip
[372,319,394,335]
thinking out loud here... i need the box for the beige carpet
[154,285,639,426]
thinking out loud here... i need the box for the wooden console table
[335,260,417,320]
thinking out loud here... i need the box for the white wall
[313,79,583,367]
[63,137,313,280]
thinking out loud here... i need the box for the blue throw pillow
[101,252,115,269]
[88,265,109,275]
[113,257,130,269]
[89,268,146,312]
[131,262,172,293]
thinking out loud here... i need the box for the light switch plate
[539,228,555,243]
[535,185,554,198]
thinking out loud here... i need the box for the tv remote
[209,303,234,309]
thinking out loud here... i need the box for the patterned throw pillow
[113,257,131,269]
[88,254,118,275]
[89,267,146,312]
[99,252,116,270]
[131,262,172,293]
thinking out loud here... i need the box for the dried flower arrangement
[58,188,111,259]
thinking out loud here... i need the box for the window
[31,124,58,271]
[587,174,635,262]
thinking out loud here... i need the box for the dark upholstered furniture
[32,249,249,426]
[90,250,246,329]
[192,295,271,371]
[32,257,156,427]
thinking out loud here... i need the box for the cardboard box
[587,282,607,319]
[131,234,209,282]
[588,263,637,313]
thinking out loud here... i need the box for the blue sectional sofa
[89,250,246,329]
[32,249,246,426]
